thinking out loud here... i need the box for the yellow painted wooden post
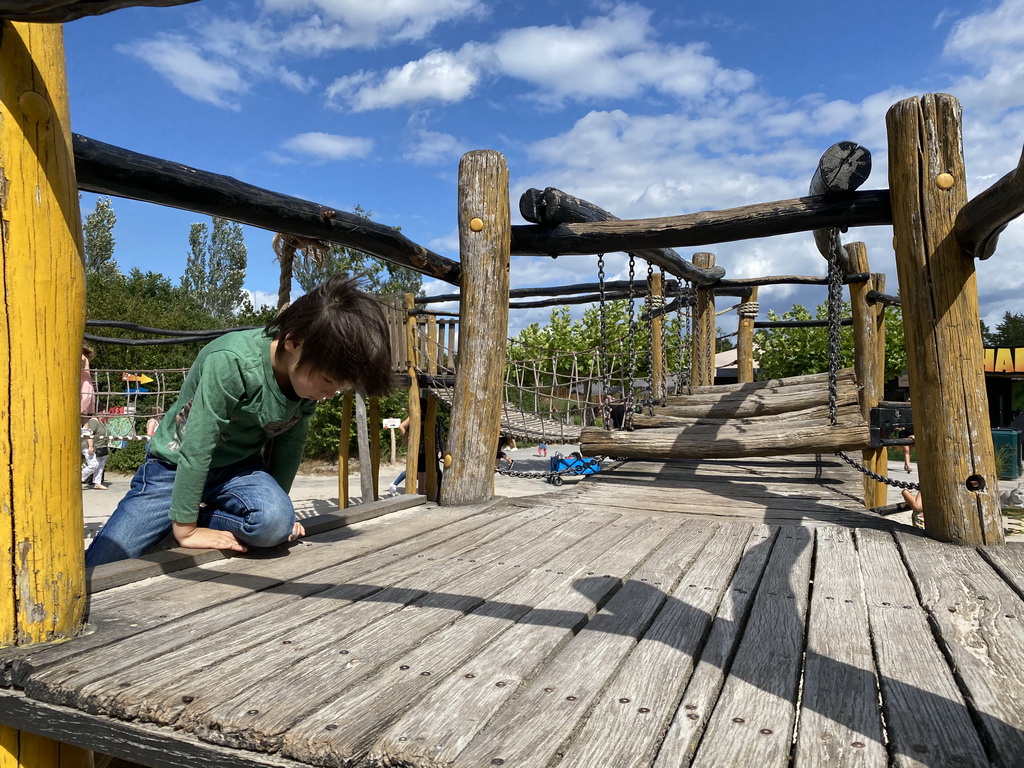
[887,93,1003,544]
[440,151,510,505]
[737,287,758,383]
[0,20,92,767]
[690,252,716,387]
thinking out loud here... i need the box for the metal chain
[598,253,612,429]
[659,268,668,402]
[626,255,637,427]
[824,230,920,491]
[645,261,655,412]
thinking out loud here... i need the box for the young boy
[85,275,393,567]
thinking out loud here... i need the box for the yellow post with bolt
[1,20,91,766]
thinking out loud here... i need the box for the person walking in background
[81,343,97,416]
[81,414,110,490]
[145,413,162,442]
[538,441,548,457]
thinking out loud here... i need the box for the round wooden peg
[18,90,50,122]
[469,217,484,232]
[935,173,955,190]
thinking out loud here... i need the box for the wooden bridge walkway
[2,457,1022,768]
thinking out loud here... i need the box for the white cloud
[403,128,466,165]
[118,36,248,109]
[279,132,374,161]
[326,49,481,111]
[263,0,485,44]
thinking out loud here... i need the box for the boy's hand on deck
[172,522,248,553]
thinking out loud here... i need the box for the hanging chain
[823,231,920,492]
[598,254,612,429]
[645,261,656,412]
[679,280,689,391]
[626,255,638,427]
[660,268,668,402]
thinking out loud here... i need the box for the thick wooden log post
[650,272,665,400]
[0,21,92,767]
[887,93,1003,544]
[440,151,510,505]
[403,294,422,496]
[847,243,888,508]
[368,396,380,500]
[737,287,758,383]
[691,252,716,387]
[338,391,353,508]
[354,393,373,503]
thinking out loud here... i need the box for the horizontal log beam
[510,190,891,256]
[579,421,871,459]
[680,368,854,395]
[0,0,196,22]
[633,401,863,429]
[955,143,1024,260]
[519,187,726,285]
[72,134,462,285]
[657,388,858,420]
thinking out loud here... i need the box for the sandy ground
[82,450,1021,545]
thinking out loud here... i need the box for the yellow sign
[984,348,1024,374]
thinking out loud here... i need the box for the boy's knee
[240,501,296,547]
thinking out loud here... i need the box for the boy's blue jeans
[84,455,297,567]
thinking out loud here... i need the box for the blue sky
[64,0,1024,335]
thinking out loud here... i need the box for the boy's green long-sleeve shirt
[148,328,318,524]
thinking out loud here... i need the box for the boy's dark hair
[266,273,394,397]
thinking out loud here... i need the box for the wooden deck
[2,457,1023,768]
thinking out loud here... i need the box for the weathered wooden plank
[656,385,857,419]
[367,518,707,767]
[978,541,1024,595]
[793,527,885,767]
[680,369,852,396]
[896,531,1024,764]
[0,690,304,768]
[856,529,988,767]
[652,526,777,767]
[633,401,864,430]
[689,527,813,768]
[448,520,724,768]
[555,524,754,768]
[172,510,627,752]
[580,421,871,459]
[19,502,551,700]
[281,514,687,765]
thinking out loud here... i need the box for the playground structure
[2,6,1024,767]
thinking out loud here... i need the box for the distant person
[538,441,548,457]
[84,275,393,567]
[145,414,162,443]
[80,414,110,490]
[604,396,627,430]
[496,433,515,471]
[80,343,97,415]
[388,400,429,495]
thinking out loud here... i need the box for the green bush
[105,439,147,474]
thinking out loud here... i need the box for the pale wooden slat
[978,541,1024,595]
[449,520,724,767]
[281,514,688,765]
[22,502,556,707]
[689,527,813,768]
[172,509,628,752]
[856,529,988,767]
[555,523,755,768]
[896,531,1024,764]
[652,525,777,768]
[793,527,885,767]
[366,518,704,767]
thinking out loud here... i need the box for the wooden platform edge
[85,495,427,594]
[0,688,306,768]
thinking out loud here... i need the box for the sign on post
[383,418,402,464]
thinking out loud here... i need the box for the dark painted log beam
[519,187,726,285]
[809,141,873,273]
[72,134,462,285]
[0,0,196,23]
[510,190,891,257]
[955,143,1024,260]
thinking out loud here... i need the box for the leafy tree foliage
[292,206,423,297]
[985,311,1024,347]
[82,196,119,280]
[181,217,248,318]
[753,301,906,382]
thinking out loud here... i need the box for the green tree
[753,301,906,382]
[292,206,423,297]
[181,217,248,318]
[987,311,1024,347]
[82,196,119,280]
